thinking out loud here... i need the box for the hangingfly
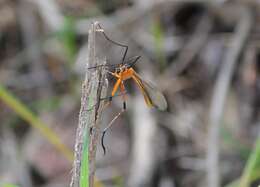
[89,23,168,154]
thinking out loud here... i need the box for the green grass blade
[239,138,260,187]
[1,183,19,187]
[0,84,73,162]
[79,92,104,187]
[80,127,89,187]
[79,95,93,187]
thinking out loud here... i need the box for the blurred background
[1,0,260,187]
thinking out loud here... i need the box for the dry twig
[70,22,108,187]
[207,6,252,187]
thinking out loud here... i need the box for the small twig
[207,6,252,187]
[70,22,108,187]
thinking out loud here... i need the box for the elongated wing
[133,72,167,111]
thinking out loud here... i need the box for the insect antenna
[86,91,128,112]
[97,23,128,64]
[128,55,141,68]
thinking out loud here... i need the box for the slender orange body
[111,67,135,97]
[119,68,134,80]
[110,67,154,108]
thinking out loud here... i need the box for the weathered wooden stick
[71,22,108,187]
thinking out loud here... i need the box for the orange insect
[109,60,168,111]
[92,24,167,154]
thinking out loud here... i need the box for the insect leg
[89,91,128,136]
[101,81,127,155]
[128,55,141,68]
[89,97,112,136]
[90,78,120,136]
[120,81,127,110]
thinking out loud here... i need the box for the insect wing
[134,73,167,111]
